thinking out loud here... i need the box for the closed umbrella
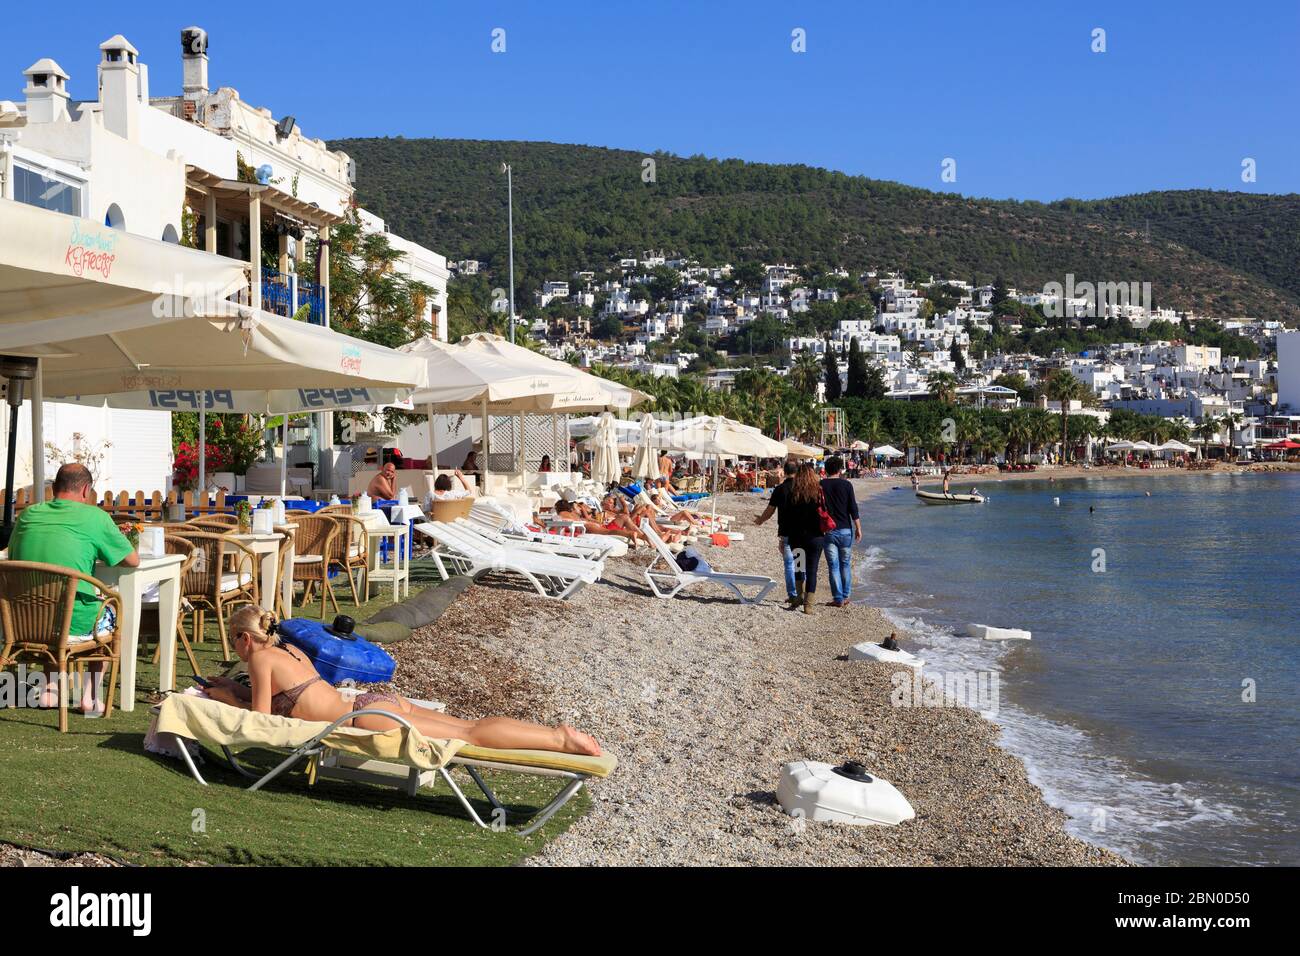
[589,412,622,487]
[631,413,661,481]
[782,437,824,459]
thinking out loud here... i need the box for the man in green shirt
[9,464,139,715]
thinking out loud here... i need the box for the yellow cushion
[454,745,618,778]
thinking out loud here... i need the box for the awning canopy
[0,298,427,398]
[870,444,904,458]
[0,198,248,324]
[395,334,650,413]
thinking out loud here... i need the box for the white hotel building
[0,27,447,495]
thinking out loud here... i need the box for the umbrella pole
[198,406,206,501]
[426,403,438,478]
[29,360,43,503]
[279,418,288,498]
[481,397,490,492]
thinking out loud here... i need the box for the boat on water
[916,490,985,505]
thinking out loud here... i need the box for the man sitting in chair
[366,462,397,500]
[8,464,139,717]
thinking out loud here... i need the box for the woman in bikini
[203,608,602,755]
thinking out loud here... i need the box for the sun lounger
[467,500,629,558]
[638,520,775,604]
[153,692,615,836]
[414,521,603,599]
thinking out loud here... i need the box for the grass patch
[0,561,587,866]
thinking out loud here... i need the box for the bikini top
[269,645,323,718]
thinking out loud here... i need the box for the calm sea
[854,472,1299,865]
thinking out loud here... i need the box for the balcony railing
[261,267,325,325]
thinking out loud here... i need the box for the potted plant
[235,499,252,534]
[118,521,143,552]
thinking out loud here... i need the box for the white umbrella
[1157,440,1194,453]
[631,413,661,481]
[782,437,824,459]
[870,444,904,459]
[1130,440,1158,453]
[655,416,787,458]
[589,411,622,487]
[1106,441,1135,453]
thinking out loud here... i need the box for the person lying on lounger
[553,498,644,547]
[205,608,602,756]
[600,493,686,542]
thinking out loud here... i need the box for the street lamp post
[502,162,516,344]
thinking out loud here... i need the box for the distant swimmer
[1145,491,1152,497]
[1089,506,1095,514]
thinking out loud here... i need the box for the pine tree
[823,339,842,401]
[949,340,967,373]
[846,337,868,398]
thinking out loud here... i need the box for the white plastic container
[848,641,924,669]
[138,527,165,558]
[252,509,274,535]
[777,760,915,827]
[357,493,373,514]
[970,624,1032,641]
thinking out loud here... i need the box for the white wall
[1278,332,1300,412]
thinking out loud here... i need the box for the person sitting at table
[461,451,480,473]
[7,463,139,717]
[206,607,601,755]
[431,469,476,501]
[539,455,552,473]
[366,462,397,500]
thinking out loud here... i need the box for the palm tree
[1004,408,1032,463]
[789,353,822,398]
[926,371,959,405]
[1194,417,1218,459]
[1044,369,1088,462]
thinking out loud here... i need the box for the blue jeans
[781,540,797,599]
[824,527,855,603]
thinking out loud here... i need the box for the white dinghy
[970,624,1032,641]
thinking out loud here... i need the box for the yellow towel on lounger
[154,693,464,770]
[455,745,618,778]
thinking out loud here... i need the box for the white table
[365,521,409,603]
[227,531,291,613]
[96,553,184,712]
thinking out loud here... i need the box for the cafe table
[356,510,410,603]
[96,552,184,711]
[226,529,293,613]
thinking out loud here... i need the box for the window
[13,163,83,216]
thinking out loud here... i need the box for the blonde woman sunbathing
[204,608,601,756]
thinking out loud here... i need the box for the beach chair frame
[414,521,602,600]
[165,707,590,837]
[639,520,775,604]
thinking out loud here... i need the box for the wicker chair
[271,524,297,620]
[147,536,203,678]
[165,531,260,660]
[188,514,238,529]
[290,515,339,619]
[323,514,370,605]
[0,560,122,733]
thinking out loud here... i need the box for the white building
[1277,331,1300,412]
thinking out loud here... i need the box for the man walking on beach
[820,456,861,608]
[754,461,801,608]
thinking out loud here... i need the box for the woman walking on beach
[784,463,829,615]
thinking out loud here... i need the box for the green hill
[332,137,1300,323]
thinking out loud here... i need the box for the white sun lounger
[638,519,775,604]
[453,517,613,564]
[152,692,616,837]
[415,521,603,600]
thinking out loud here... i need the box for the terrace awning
[0,198,248,324]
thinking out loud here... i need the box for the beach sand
[387,470,1256,865]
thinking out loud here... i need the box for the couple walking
[755,456,861,614]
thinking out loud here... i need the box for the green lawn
[0,562,586,866]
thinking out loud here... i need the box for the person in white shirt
[431,469,476,501]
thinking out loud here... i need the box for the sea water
[855,472,1299,865]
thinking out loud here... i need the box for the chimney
[98,35,139,142]
[181,27,209,119]
[22,58,70,124]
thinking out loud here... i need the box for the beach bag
[817,489,837,535]
[674,546,712,574]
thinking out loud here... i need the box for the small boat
[848,641,924,669]
[916,490,985,505]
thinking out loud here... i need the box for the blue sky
[3,0,1297,200]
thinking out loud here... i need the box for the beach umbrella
[782,437,824,459]
[1156,440,1195,454]
[1106,441,1135,453]
[870,444,904,459]
[631,413,661,481]
[589,411,622,486]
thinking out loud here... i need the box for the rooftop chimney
[98,34,140,142]
[22,58,70,124]
[181,27,209,119]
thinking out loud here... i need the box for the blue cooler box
[276,618,396,685]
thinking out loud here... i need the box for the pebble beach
[390,481,1134,866]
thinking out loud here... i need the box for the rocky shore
[394,485,1130,866]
